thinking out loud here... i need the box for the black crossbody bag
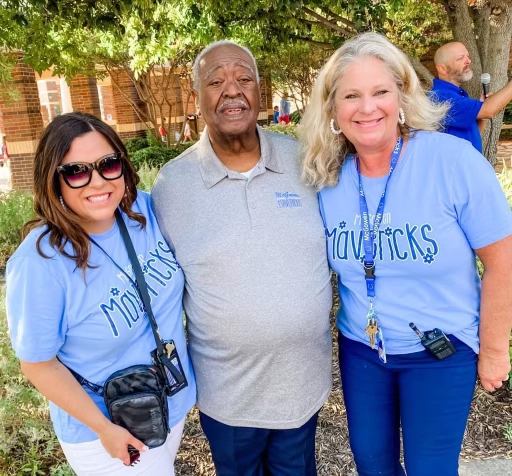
[65,210,188,448]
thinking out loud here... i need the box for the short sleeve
[150,186,177,254]
[6,254,68,362]
[452,143,512,249]
[318,191,327,228]
[443,97,482,128]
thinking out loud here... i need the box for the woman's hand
[97,421,148,465]
[478,351,510,392]
[19,359,149,464]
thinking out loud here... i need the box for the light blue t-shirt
[6,191,196,443]
[319,131,512,355]
[280,98,290,116]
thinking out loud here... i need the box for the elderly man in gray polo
[152,40,332,475]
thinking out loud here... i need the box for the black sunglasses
[56,152,125,189]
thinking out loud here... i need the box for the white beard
[460,69,473,83]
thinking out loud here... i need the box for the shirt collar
[432,78,468,96]
[198,124,283,189]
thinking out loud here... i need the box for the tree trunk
[408,55,434,85]
[471,4,491,72]
[481,5,512,165]
[442,0,482,97]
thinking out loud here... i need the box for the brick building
[0,59,275,190]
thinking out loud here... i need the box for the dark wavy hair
[23,112,146,272]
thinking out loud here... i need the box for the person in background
[300,32,512,476]
[279,92,291,124]
[273,105,279,124]
[159,117,168,143]
[152,40,332,475]
[6,112,196,475]
[430,41,512,153]
[183,118,192,142]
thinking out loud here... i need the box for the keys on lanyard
[357,136,403,363]
[364,300,387,363]
[365,301,378,348]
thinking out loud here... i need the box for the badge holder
[365,300,387,363]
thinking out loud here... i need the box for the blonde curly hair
[299,32,448,189]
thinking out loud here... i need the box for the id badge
[375,327,387,364]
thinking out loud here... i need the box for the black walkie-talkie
[409,323,456,360]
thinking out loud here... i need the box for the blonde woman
[300,32,512,475]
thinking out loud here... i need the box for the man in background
[279,91,291,124]
[431,41,512,153]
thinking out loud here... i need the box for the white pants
[59,418,185,476]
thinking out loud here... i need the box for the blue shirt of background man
[430,78,483,152]
[6,191,196,443]
[319,131,512,356]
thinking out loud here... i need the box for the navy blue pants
[199,411,319,476]
[338,333,477,476]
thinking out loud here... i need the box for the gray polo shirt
[152,126,332,429]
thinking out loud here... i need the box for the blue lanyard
[357,137,403,299]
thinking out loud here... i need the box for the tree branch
[107,65,153,129]
[302,7,353,37]
[289,34,334,49]
[296,17,330,28]
[319,6,357,31]
[408,55,434,85]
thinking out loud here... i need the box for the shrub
[504,101,512,124]
[497,167,512,208]
[124,137,150,156]
[290,109,303,124]
[263,123,299,138]
[500,128,512,141]
[137,165,160,192]
[130,142,195,170]
[0,191,34,267]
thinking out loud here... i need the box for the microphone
[481,73,491,98]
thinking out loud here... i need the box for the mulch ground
[175,285,512,475]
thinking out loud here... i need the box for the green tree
[1,1,218,143]
[198,0,510,163]
[262,42,333,115]
[2,1,510,161]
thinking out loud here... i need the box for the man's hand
[478,351,510,392]
[479,91,494,101]
[97,421,148,465]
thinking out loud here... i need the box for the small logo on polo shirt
[275,192,302,208]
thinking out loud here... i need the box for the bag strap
[61,209,183,395]
[114,210,185,385]
[114,210,165,356]
[64,361,105,396]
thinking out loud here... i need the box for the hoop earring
[59,196,66,209]
[330,119,342,135]
[398,108,406,125]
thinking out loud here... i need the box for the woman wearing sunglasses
[6,112,196,475]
